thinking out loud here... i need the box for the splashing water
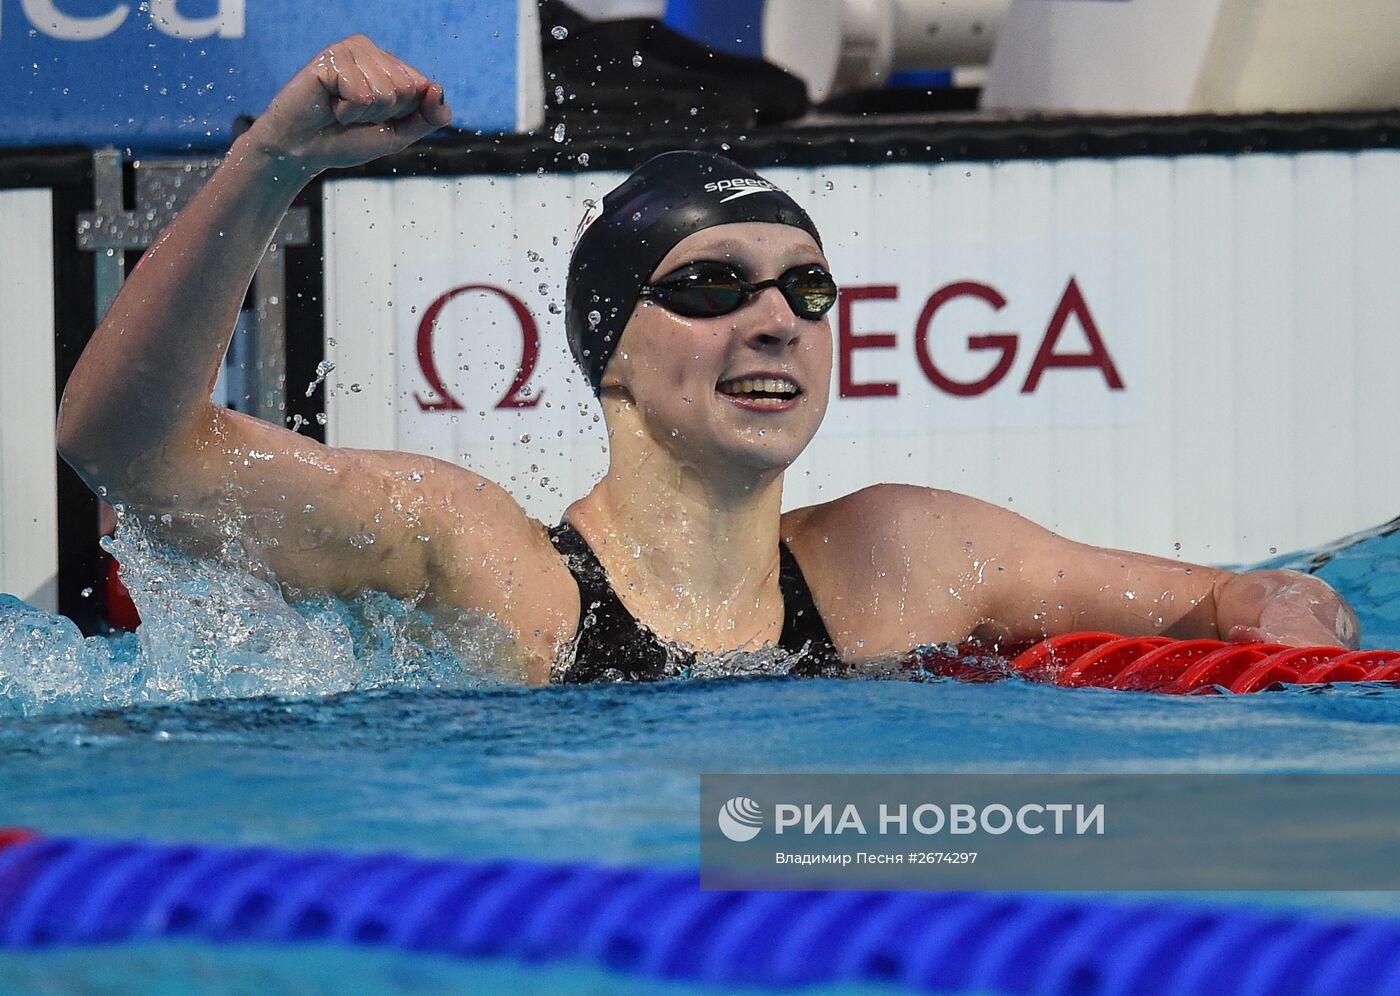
[0,597,141,717]
[0,517,520,718]
[2,514,1398,718]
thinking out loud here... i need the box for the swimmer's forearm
[57,135,313,488]
[1212,569,1359,648]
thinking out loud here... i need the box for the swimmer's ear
[597,373,633,410]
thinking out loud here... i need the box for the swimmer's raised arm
[59,35,450,479]
[56,38,574,654]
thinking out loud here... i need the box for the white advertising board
[324,153,1400,565]
[0,188,58,611]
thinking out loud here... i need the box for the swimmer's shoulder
[783,483,994,558]
[782,485,1008,654]
[377,454,580,678]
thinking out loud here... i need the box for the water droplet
[551,24,568,40]
[632,53,643,67]
[350,383,362,393]
[552,122,567,143]
[587,309,601,327]
[80,586,93,598]
[824,180,834,190]
[577,152,590,167]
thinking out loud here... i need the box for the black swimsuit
[548,522,844,683]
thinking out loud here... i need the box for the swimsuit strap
[548,521,843,683]
[776,542,844,676]
[548,522,690,683]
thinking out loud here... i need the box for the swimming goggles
[639,262,839,320]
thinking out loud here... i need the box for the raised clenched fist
[243,35,453,173]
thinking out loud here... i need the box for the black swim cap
[565,151,823,396]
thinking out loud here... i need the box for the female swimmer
[56,37,1358,684]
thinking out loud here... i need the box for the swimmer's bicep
[174,408,528,599]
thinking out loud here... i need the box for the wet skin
[55,36,1359,685]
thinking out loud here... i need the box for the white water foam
[0,516,519,718]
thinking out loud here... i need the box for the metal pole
[77,150,310,424]
[84,146,126,326]
[252,245,287,424]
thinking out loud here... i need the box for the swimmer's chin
[713,435,814,478]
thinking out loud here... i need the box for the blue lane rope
[3,832,1400,994]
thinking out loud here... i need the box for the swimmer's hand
[1215,569,1360,649]
[243,35,453,173]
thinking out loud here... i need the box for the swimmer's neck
[566,447,785,643]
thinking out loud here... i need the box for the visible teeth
[719,377,799,396]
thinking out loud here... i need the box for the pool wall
[320,124,1400,567]
[0,187,57,613]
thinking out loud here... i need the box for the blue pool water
[1,516,1399,993]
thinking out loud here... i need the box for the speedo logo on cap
[704,177,779,202]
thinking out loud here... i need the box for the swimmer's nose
[745,286,802,348]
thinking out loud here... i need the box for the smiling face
[598,222,834,477]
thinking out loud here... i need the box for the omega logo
[838,276,1124,398]
[413,275,1123,411]
[415,284,544,411]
